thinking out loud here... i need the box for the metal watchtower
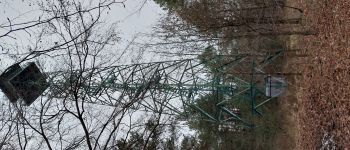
[0,51,287,127]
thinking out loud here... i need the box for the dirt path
[270,1,307,149]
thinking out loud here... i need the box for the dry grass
[294,0,350,149]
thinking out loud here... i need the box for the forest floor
[283,0,350,149]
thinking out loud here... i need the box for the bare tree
[0,0,125,63]
[0,0,172,149]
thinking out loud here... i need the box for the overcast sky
[0,0,165,38]
[0,0,167,111]
[0,0,166,68]
[0,2,196,147]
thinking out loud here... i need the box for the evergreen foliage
[153,0,183,10]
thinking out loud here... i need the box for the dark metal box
[0,62,49,105]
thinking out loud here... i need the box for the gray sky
[0,0,165,38]
[0,0,166,67]
[0,2,197,148]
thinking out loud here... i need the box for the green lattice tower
[2,50,287,128]
[45,50,286,128]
